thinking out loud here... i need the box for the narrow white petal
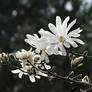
[58,51,63,55]
[68,28,82,37]
[35,75,41,79]
[56,16,62,26]
[26,34,35,42]
[41,51,45,61]
[71,42,78,47]
[11,69,21,74]
[63,16,70,27]
[66,36,75,44]
[72,38,85,45]
[33,34,39,39]
[69,33,80,37]
[67,19,76,33]
[41,51,50,63]
[48,23,57,35]
[44,52,49,63]
[53,46,59,55]
[46,45,54,55]
[18,72,23,79]
[44,64,51,70]
[64,41,70,48]
[35,49,40,53]
[38,72,48,77]
[21,49,27,52]
[39,28,55,37]
[29,75,36,82]
[59,44,67,56]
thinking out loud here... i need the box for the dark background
[0,0,92,92]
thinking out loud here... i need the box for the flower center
[26,66,32,72]
[34,57,40,62]
[58,36,65,42]
[22,55,30,60]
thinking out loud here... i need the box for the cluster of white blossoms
[12,49,51,82]
[11,16,84,82]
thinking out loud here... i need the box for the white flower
[16,49,35,66]
[33,54,41,64]
[16,49,35,60]
[25,34,48,52]
[11,67,37,82]
[11,63,49,82]
[39,16,84,56]
[25,34,50,63]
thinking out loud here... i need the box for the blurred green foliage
[0,0,92,92]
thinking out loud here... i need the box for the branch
[68,50,92,59]
[80,87,92,92]
[47,70,92,88]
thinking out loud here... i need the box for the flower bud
[33,55,41,63]
[0,53,8,64]
[82,75,89,83]
[71,56,84,68]
[68,71,74,78]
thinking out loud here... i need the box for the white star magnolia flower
[16,49,35,60]
[16,49,35,67]
[39,16,84,56]
[25,34,49,63]
[11,65,40,83]
[11,62,50,82]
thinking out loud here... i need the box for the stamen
[58,36,65,42]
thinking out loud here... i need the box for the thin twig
[68,51,92,58]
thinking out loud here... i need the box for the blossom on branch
[25,34,50,63]
[39,16,84,56]
[11,49,51,82]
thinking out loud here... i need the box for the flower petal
[18,72,23,79]
[29,75,36,82]
[44,64,51,70]
[56,16,62,27]
[59,43,67,56]
[73,38,85,45]
[35,75,41,79]
[48,23,57,35]
[67,19,76,33]
[64,41,70,48]
[37,71,48,77]
[68,28,82,37]
[11,69,21,74]
[63,16,70,28]
[71,42,78,47]
[39,28,55,37]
